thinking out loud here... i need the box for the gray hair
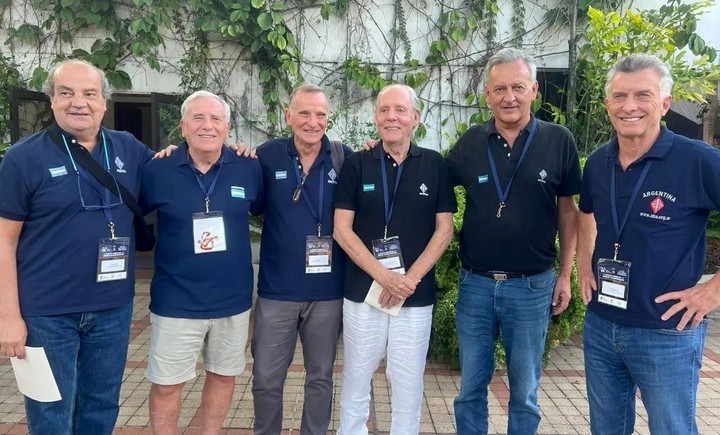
[181,91,231,122]
[484,48,537,83]
[375,84,422,116]
[289,83,326,106]
[43,59,112,100]
[605,54,674,99]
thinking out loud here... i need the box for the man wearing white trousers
[333,84,456,434]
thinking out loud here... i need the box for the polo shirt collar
[486,114,535,138]
[605,126,674,163]
[173,141,234,168]
[47,122,103,150]
[287,134,332,158]
[371,140,422,160]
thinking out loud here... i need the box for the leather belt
[465,267,551,281]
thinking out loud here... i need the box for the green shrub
[431,187,586,369]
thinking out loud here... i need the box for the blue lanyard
[62,131,119,237]
[487,118,538,218]
[610,159,652,260]
[190,154,223,214]
[380,152,405,239]
[293,156,325,236]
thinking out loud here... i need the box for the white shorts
[145,310,250,385]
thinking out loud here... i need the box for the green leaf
[229,9,242,22]
[320,3,332,20]
[275,35,287,50]
[251,0,265,8]
[257,13,273,30]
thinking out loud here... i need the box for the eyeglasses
[76,173,124,211]
[292,172,307,203]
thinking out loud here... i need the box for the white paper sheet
[364,280,404,316]
[10,347,62,402]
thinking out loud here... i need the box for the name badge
[97,237,130,282]
[478,174,489,184]
[275,171,287,180]
[305,235,332,274]
[371,236,405,274]
[192,211,227,254]
[363,184,375,192]
[596,258,631,309]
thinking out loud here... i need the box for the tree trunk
[703,81,718,146]
[566,0,579,130]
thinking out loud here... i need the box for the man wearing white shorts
[140,91,264,434]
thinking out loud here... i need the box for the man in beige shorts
[140,90,264,434]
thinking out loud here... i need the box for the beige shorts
[145,310,250,385]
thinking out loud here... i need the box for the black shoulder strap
[48,126,141,216]
[47,125,155,250]
[329,140,345,175]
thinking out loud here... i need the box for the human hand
[552,275,572,315]
[361,139,380,152]
[655,280,720,331]
[379,289,403,309]
[153,144,178,159]
[0,315,27,359]
[378,269,416,300]
[228,142,257,158]
[578,264,597,306]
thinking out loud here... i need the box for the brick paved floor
[1,273,719,434]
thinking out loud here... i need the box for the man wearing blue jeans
[0,60,153,434]
[578,54,720,434]
[446,48,581,434]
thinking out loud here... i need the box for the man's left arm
[405,212,454,285]
[553,195,579,315]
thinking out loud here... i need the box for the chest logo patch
[231,186,246,199]
[537,169,547,183]
[115,156,126,173]
[640,191,675,222]
[650,197,664,214]
[275,171,287,180]
[49,166,68,177]
[363,184,375,192]
[478,174,489,184]
[328,168,338,184]
[419,183,429,196]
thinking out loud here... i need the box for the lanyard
[487,118,538,218]
[610,159,652,260]
[190,155,223,213]
[62,131,119,238]
[380,152,405,239]
[293,156,325,236]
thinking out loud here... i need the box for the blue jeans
[583,309,706,435]
[454,268,555,435]
[23,301,133,435]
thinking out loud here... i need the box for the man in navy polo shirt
[251,84,352,435]
[0,59,154,433]
[334,84,456,433]
[141,91,263,434]
[448,48,581,434]
[578,54,720,434]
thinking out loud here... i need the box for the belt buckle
[492,273,507,281]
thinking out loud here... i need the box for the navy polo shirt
[580,127,720,329]
[141,143,263,318]
[447,117,581,272]
[334,143,457,307]
[0,124,153,316]
[255,135,352,302]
